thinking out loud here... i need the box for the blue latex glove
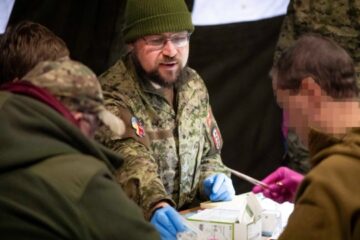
[150,205,187,240]
[203,173,235,202]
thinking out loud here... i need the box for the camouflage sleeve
[197,107,230,199]
[96,102,175,220]
[284,130,311,174]
[274,0,295,63]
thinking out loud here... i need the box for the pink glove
[252,167,304,203]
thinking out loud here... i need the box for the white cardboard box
[185,193,262,240]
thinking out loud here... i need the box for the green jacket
[279,128,360,240]
[0,91,159,240]
[97,56,228,219]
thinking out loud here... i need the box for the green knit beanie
[123,0,194,43]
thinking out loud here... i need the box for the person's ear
[300,77,322,97]
[71,112,94,137]
[300,77,323,109]
[125,43,134,53]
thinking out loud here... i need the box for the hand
[150,205,187,240]
[252,167,304,203]
[203,173,235,202]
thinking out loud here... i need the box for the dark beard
[131,53,187,88]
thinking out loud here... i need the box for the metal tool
[227,167,269,189]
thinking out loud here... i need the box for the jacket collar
[0,81,78,126]
[309,127,360,166]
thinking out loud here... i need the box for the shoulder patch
[131,116,145,138]
[211,127,222,150]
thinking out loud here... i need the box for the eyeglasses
[142,32,191,49]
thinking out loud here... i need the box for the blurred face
[272,77,310,144]
[130,31,190,87]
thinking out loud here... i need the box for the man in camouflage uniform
[275,0,360,173]
[0,59,159,239]
[96,0,235,239]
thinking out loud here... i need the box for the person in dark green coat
[0,59,160,240]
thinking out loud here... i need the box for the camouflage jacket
[275,0,360,85]
[97,56,228,219]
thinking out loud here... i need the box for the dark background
[9,0,285,193]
